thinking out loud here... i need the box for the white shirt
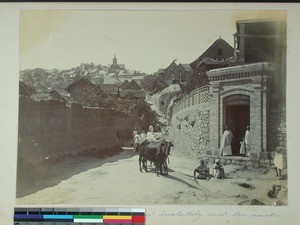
[146,131,156,141]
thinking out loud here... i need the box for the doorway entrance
[223,95,250,156]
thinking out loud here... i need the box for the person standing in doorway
[220,126,233,156]
[240,125,250,156]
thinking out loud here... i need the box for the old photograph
[16,9,287,206]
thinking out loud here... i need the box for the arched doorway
[223,94,250,156]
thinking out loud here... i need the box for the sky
[20,10,286,74]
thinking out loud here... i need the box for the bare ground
[16,146,287,206]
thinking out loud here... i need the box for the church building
[108,55,125,73]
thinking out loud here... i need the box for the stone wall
[18,97,134,162]
[198,155,275,169]
[171,103,211,156]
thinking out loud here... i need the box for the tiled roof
[19,81,37,96]
[102,77,121,85]
[119,80,130,89]
[65,77,95,92]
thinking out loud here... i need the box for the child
[193,160,209,180]
[213,158,225,179]
[274,147,285,177]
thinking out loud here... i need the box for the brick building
[172,19,286,160]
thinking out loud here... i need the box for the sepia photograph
[16,9,287,206]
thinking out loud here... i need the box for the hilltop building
[108,55,125,73]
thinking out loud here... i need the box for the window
[218,48,222,55]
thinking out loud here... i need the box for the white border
[0,3,300,225]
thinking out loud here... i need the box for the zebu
[137,140,173,175]
[159,141,173,175]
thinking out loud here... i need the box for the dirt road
[16,147,287,206]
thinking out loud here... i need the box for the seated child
[194,160,209,180]
[213,158,225,179]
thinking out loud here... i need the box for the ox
[137,140,173,175]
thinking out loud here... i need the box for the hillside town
[17,17,287,206]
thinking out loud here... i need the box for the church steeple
[113,54,117,65]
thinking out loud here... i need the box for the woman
[240,125,250,156]
[146,127,156,141]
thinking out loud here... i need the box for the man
[220,126,233,156]
[132,128,138,146]
[133,131,140,153]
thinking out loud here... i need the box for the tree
[131,99,158,131]
[180,71,209,94]
[140,75,168,95]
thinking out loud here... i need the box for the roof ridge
[190,38,233,67]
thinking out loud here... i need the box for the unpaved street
[16,147,287,206]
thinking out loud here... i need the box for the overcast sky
[20,10,285,74]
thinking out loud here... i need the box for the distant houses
[157,37,234,86]
[119,80,146,99]
[62,76,145,104]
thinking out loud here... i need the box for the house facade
[159,61,193,85]
[162,60,178,85]
[190,38,234,70]
[119,80,146,99]
[65,77,96,102]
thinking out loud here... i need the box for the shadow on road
[164,174,202,190]
[16,147,135,198]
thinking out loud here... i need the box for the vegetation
[140,74,168,95]
[180,71,209,94]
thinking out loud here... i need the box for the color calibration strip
[14,207,145,224]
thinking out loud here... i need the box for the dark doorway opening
[223,95,250,156]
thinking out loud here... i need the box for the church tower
[113,54,117,66]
